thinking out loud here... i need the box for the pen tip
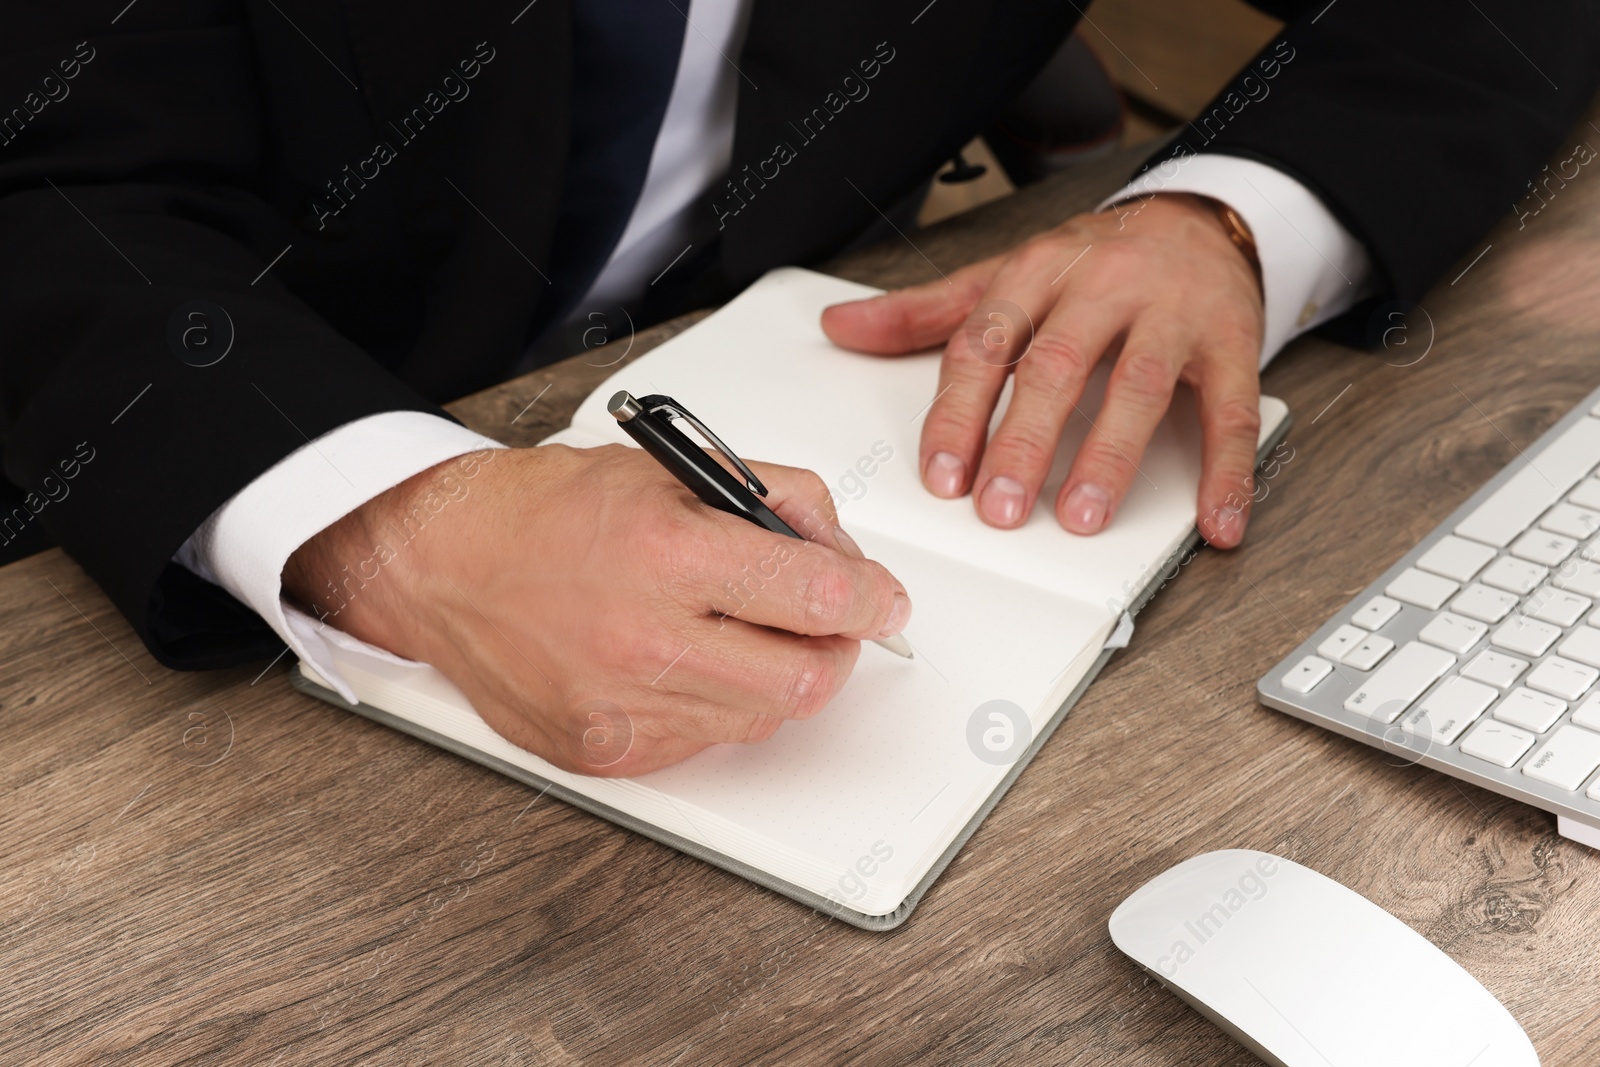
[876,633,914,659]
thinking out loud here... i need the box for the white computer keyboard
[1260,387,1600,849]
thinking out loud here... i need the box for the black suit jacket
[1,0,1595,669]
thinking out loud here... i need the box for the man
[1,1,1594,776]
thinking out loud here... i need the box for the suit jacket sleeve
[1140,0,1600,305]
[0,14,451,669]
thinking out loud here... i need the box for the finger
[1192,343,1263,549]
[1054,318,1185,535]
[700,531,910,642]
[969,297,1130,528]
[745,459,852,553]
[917,253,1062,499]
[662,617,862,723]
[744,460,868,558]
[819,255,1002,354]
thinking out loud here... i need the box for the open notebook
[291,268,1290,929]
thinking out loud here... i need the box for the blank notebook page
[556,268,1285,611]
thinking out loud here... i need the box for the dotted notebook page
[632,529,1112,915]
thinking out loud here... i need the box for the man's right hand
[281,444,912,777]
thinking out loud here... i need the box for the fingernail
[980,476,1026,526]
[880,591,912,637]
[833,526,865,558]
[1063,483,1110,533]
[925,451,965,497]
[1210,505,1245,544]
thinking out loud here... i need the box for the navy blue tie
[538,0,689,336]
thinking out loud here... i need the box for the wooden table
[8,104,1600,1066]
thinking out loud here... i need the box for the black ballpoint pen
[608,390,913,658]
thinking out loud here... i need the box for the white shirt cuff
[1098,154,1374,368]
[174,411,508,703]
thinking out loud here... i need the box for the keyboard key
[1343,642,1455,721]
[1455,416,1600,547]
[1490,616,1562,657]
[1385,568,1459,610]
[1492,687,1568,732]
[1450,583,1520,623]
[1523,725,1600,790]
[1418,612,1488,654]
[1460,720,1537,768]
[1523,585,1592,627]
[1525,655,1599,701]
[1550,559,1600,598]
[1573,692,1600,730]
[1343,634,1395,670]
[1416,536,1498,582]
[1460,649,1529,688]
[1479,556,1548,596]
[1557,627,1600,669]
[1541,502,1600,540]
[1317,624,1366,663]
[1350,595,1402,631]
[1510,530,1578,567]
[1569,477,1600,511]
[1282,655,1333,694]
[1401,676,1497,746]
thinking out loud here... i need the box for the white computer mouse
[1108,850,1538,1066]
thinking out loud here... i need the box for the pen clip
[637,394,770,498]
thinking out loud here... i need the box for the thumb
[820,255,1003,355]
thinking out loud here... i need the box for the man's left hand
[821,192,1265,548]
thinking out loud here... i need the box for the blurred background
[918,0,1282,225]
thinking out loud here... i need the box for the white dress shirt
[180,4,1374,702]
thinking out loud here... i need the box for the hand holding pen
[285,432,914,778]
[610,390,913,658]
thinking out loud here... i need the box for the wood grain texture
[6,103,1600,1067]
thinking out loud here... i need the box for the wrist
[1169,193,1262,296]
[1112,192,1262,295]
[281,457,466,654]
